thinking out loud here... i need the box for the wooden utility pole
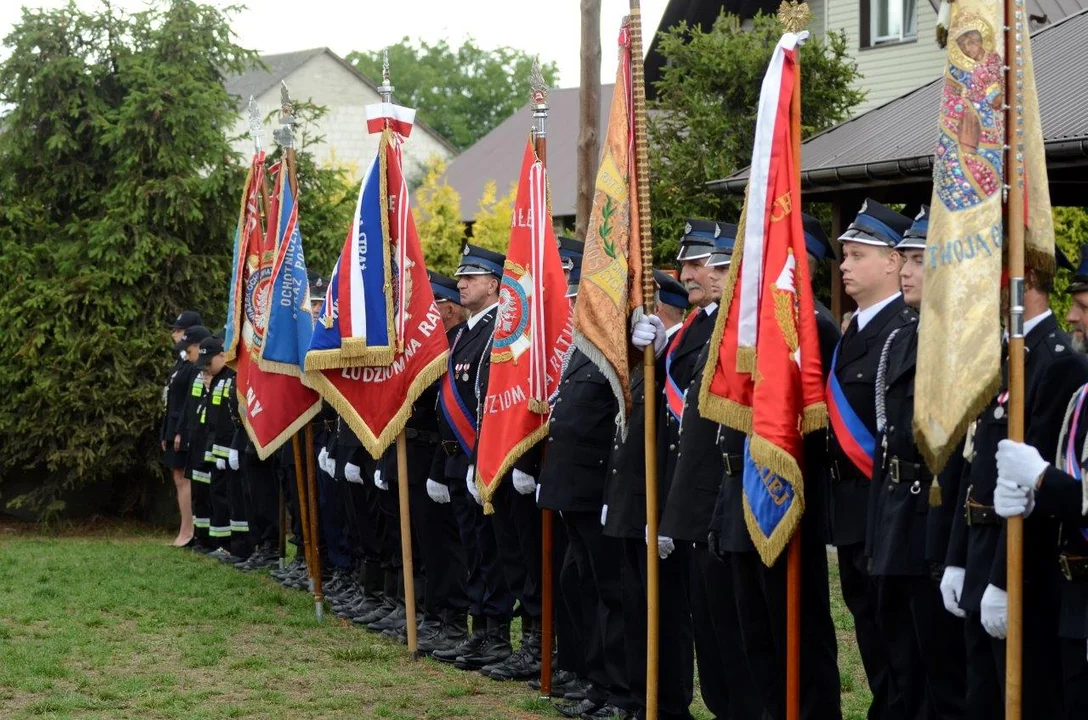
[576,0,602,241]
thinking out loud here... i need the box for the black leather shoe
[455,630,512,670]
[419,613,470,656]
[554,698,601,718]
[481,636,540,680]
[527,668,580,694]
[352,599,395,626]
[582,704,634,720]
[432,630,487,664]
[367,604,405,633]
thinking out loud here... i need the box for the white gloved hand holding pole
[645,525,676,560]
[995,439,1049,490]
[994,476,1035,518]
[939,566,967,618]
[466,466,482,506]
[426,479,451,504]
[512,469,537,495]
[631,314,668,358]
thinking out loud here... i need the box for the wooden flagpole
[377,51,420,658]
[530,61,555,699]
[279,82,323,622]
[627,2,659,717]
[777,6,810,718]
[1004,0,1026,714]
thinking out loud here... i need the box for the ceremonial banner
[572,19,643,432]
[225,156,320,458]
[306,121,448,457]
[304,117,403,370]
[914,0,1053,471]
[258,169,318,377]
[476,140,572,510]
[700,32,809,433]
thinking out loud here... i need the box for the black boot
[482,623,542,680]
[455,618,512,670]
[432,614,487,664]
[419,610,470,655]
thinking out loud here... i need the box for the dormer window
[863,0,918,46]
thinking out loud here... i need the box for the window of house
[863,0,918,46]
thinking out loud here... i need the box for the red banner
[306,131,448,457]
[228,156,320,459]
[475,140,572,511]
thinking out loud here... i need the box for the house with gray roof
[224,48,456,184]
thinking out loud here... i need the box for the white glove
[426,479,451,504]
[228,449,240,471]
[645,525,676,560]
[995,439,1049,490]
[980,584,1008,639]
[318,447,329,473]
[939,566,967,618]
[216,458,226,471]
[994,476,1035,518]
[512,469,536,495]
[374,469,388,491]
[344,462,362,484]
[466,465,482,506]
[601,504,608,527]
[631,314,668,357]
[179,350,187,362]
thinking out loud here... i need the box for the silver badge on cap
[463,245,470,255]
[860,200,869,214]
[684,222,692,234]
[713,224,721,238]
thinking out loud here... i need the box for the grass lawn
[0,522,871,719]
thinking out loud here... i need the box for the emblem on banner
[493,261,533,364]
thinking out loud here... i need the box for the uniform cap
[838,198,912,248]
[171,310,204,331]
[654,269,689,309]
[428,270,461,304]
[175,325,212,352]
[802,214,835,261]
[676,219,720,262]
[896,205,930,251]
[706,223,738,268]
[194,335,225,370]
[455,244,506,277]
[558,236,585,272]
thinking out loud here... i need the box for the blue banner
[742,437,798,543]
[259,176,314,376]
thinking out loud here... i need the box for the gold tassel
[929,477,942,508]
[736,347,755,374]
[801,402,829,435]
[528,398,550,415]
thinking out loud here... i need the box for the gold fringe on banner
[743,433,806,567]
[477,420,553,516]
[305,352,448,459]
[243,399,323,461]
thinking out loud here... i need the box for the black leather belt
[722,453,743,476]
[441,440,462,457]
[886,456,924,484]
[1060,553,1088,582]
[965,491,1001,527]
[830,460,867,484]
[406,428,441,444]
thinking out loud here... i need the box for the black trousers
[555,519,586,677]
[620,538,695,720]
[964,613,1002,720]
[691,544,761,719]
[241,451,279,550]
[986,599,1063,720]
[563,511,633,710]
[317,467,352,571]
[876,574,965,720]
[489,481,542,620]
[226,467,252,559]
[838,542,891,719]
[208,466,231,550]
[450,476,513,621]
[191,474,211,545]
[1061,636,1088,719]
[409,479,469,617]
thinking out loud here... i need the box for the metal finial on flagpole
[531,58,548,141]
[273,81,295,149]
[377,48,394,104]
[777,0,813,32]
[247,96,263,153]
